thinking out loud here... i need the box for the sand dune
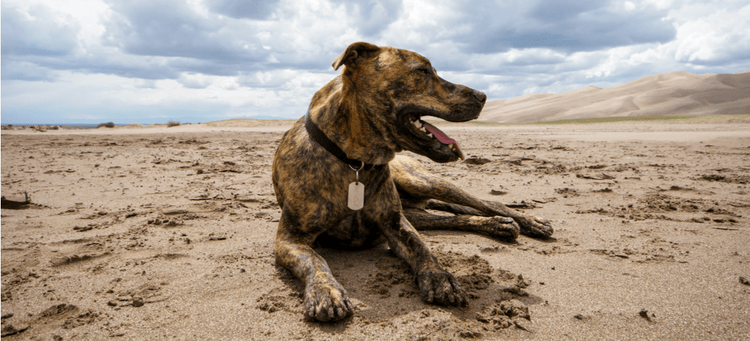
[479,70,750,123]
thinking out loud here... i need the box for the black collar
[304,112,380,170]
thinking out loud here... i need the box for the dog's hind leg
[402,207,520,239]
[391,156,553,238]
[424,200,484,216]
[422,200,549,238]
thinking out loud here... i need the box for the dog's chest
[317,202,399,248]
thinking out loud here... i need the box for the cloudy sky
[2,0,749,125]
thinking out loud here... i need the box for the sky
[2,0,749,125]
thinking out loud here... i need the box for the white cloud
[672,4,750,66]
[178,73,214,89]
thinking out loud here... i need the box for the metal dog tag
[348,182,365,210]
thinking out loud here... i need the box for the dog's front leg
[274,226,353,322]
[381,214,468,307]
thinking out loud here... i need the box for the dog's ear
[332,42,380,71]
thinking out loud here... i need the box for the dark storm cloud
[330,0,403,37]
[96,0,357,78]
[99,0,404,77]
[1,0,675,84]
[204,0,280,20]
[103,0,267,62]
[1,5,80,57]
[461,0,676,54]
[1,0,277,81]
[1,4,80,81]
[0,60,57,82]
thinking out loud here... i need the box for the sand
[2,120,749,340]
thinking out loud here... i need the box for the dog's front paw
[484,216,520,240]
[417,266,467,307]
[304,278,353,322]
[518,215,553,238]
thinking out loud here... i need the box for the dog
[272,42,553,322]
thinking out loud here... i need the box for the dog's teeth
[427,133,433,138]
[420,127,427,133]
[412,120,423,129]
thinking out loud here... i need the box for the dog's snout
[472,91,487,104]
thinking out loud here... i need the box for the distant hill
[478,70,750,123]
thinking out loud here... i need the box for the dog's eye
[417,68,432,76]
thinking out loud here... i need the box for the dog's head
[333,42,487,163]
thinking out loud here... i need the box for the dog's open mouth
[409,118,465,160]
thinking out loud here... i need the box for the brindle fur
[272,42,552,322]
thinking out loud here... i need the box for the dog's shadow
[273,237,545,329]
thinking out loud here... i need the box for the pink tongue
[422,122,455,145]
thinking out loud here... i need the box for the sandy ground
[2,120,749,340]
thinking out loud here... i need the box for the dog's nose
[473,91,487,104]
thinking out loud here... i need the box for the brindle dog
[272,42,553,322]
